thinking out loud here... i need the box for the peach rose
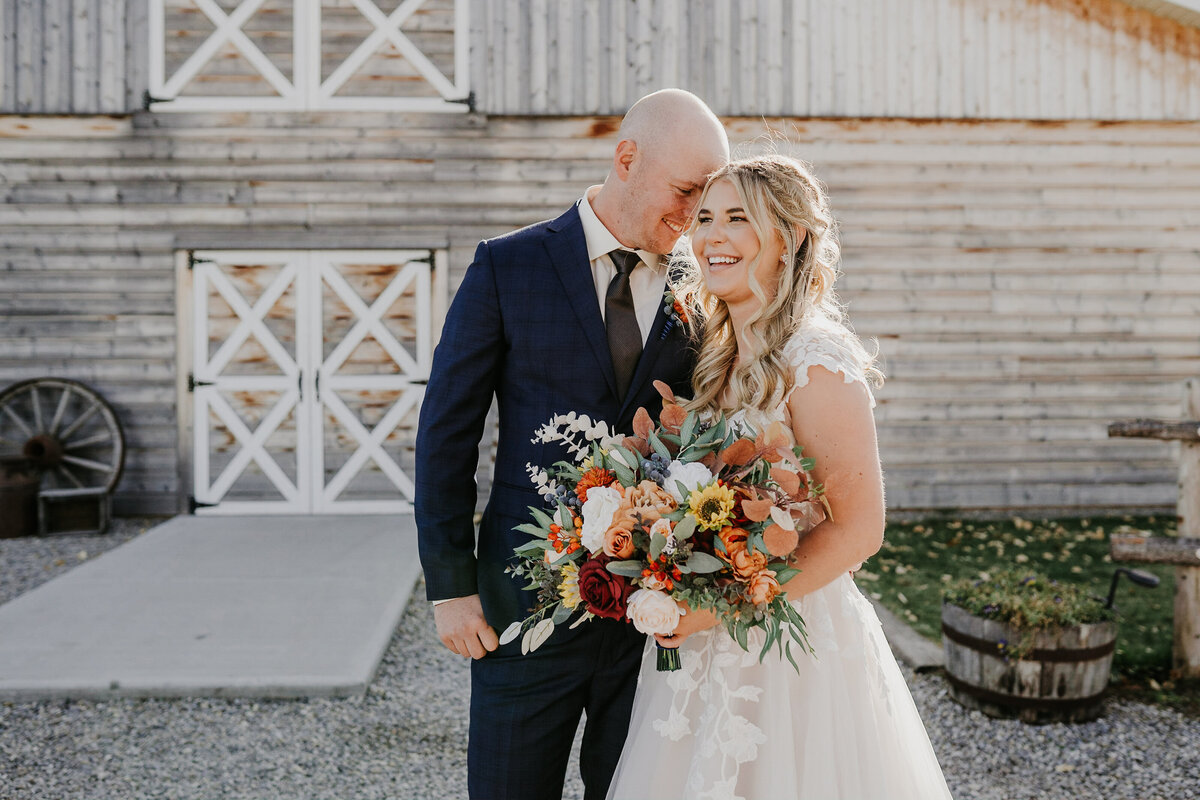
[603,525,636,559]
[747,570,781,605]
[625,480,679,514]
[729,545,769,581]
[626,589,683,635]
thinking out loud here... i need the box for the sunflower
[688,482,737,531]
[575,466,617,503]
[558,561,582,609]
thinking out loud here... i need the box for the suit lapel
[544,206,619,398]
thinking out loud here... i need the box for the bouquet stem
[656,642,681,672]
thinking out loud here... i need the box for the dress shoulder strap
[783,319,876,408]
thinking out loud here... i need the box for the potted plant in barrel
[941,569,1122,723]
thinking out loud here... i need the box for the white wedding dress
[606,322,954,800]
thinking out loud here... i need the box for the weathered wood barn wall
[1,0,1198,516]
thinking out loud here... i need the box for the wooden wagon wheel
[0,378,125,494]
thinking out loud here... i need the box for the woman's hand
[654,603,718,649]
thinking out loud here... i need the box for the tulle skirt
[606,573,954,800]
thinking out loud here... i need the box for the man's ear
[613,139,637,181]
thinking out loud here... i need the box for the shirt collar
[577,187,662,272]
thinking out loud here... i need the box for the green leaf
[672,513,697,541]
[800,457,816,470]
[514,540,550,555]
[660,433,682,447]
[551,603,573,624]
[784,640,800,672]
[665,507,687,523]
[552,461,582,481]
[514,523,549,538]
[680,411,698,443]
[648,429,671,460]
[611,444,640,473]
[557,503,574,529]
[734,620,749,652]
[649,532,667,561]
[530,508,554,529]
[683,551,726,574]
[611,461,635,486]
[774,567,800,584]
[606,560,646,577]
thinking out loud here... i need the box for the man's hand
[434,594,499,659]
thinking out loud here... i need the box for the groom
[415,89,729,800]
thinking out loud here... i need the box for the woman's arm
[779,364,885,598]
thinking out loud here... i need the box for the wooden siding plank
[69,0,92,112]
[3,114,1198,515]
[14,0,39,112]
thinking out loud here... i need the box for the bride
[606,155,953,800]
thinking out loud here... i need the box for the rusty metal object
[0,378,125,495]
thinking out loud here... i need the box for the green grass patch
[864,515,1177,681]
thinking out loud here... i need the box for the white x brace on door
[188,250,433,514]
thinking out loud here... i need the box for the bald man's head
[592,89,729,255]
[617,89,727,161]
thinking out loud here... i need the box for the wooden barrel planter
[942,602,1117,724]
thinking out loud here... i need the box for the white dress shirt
[577,185,668,344]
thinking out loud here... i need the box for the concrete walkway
[0,514,419,701]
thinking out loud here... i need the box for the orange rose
[747,570,781,605]
[603,525,636,559]
[717,526,749,564]
[729,545,769,581]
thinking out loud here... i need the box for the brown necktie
[606,250,643,399]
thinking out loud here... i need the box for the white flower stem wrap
[626,589,685,636]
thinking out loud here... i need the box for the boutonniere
[660,287,688,340]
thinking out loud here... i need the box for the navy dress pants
[468,618,644,800]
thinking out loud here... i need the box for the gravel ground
[2,518,1198,799]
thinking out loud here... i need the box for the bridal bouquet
[501,382,830,671]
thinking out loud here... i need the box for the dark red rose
[577,556,632,621]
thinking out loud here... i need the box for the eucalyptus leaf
[528,618,555,652]
[498,621,523,646]
[680,411,697,443]
[683,551,726,574]
[552,603,573,624]
[649,532,667,561]
[774,567,800,584]
[557,503,574,529]
[672,514,697,541]
[514,523,549,538]
[611,444,640,472]
[648,429,670,460]
[606,560,646,578]
[735,620,749,651]
[514,540,550,555]
[520,627,533,655]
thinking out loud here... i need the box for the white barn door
[189,250,433,514]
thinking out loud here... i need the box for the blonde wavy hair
[674,154,881,419]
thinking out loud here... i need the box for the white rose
[626,589,684,636]
[579,485,622,554]
[664,460,715,505]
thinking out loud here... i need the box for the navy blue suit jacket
[415,204,696,635]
